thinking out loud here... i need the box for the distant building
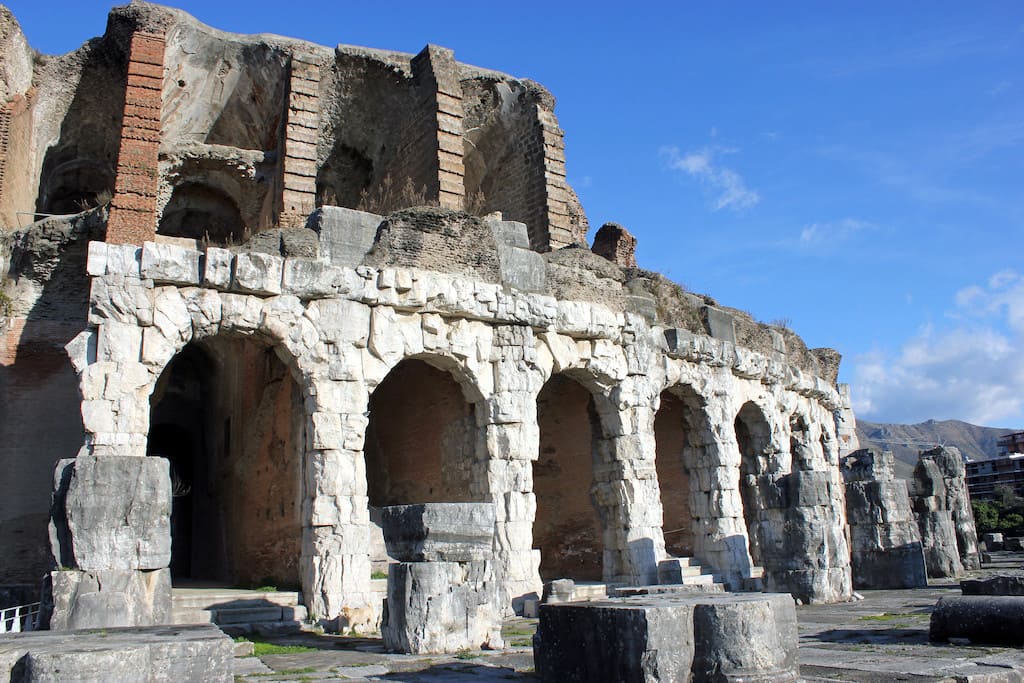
[966,452,1024,500]
[997,431,1024,457]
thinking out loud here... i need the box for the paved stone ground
[232,553,1024,682]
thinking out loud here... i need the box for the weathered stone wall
[909,446,981,578]
[841,447,927,589]
[51,235,852,626]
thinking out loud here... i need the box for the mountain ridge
[855,418,1019,480]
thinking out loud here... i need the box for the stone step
[171,588,301,610]
[678,573,717,586]
[172,603,308,626]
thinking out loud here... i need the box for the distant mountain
[855,419,1018,480]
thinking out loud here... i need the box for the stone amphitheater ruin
[4,2,968,645]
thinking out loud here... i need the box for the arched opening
[36,159,114,216]
[654,386,707,557]
[735,402,774,568]
[148,337,303,588]
[534,373,605,581]
[364,358,482,571]
[315,142,373,209]
[158,183,245,244]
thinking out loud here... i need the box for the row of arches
[148,334,834,593]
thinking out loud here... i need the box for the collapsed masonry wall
[841,447,927,589]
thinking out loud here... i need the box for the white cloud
[799,218,875,246]
[662,145,760,212]
[852,270,1024,426]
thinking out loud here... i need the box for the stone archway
[364,357,487,573]
[654,385,708,558]
[149,336,304,589]
[533,373,607,582]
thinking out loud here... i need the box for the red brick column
[411,45,465,210]
[106,31,164,245]
[279,52,321,229]
[536,108,572,249]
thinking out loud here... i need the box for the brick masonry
[279,53,322,229]
[591,222,638,268]
[106,31,165,245]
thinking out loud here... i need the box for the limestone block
[382,561,503,653]
[152,287,191,343]
[378,503,496,562]
[311,298,371,346]
[89,276,154,326]
[86,240,108,276]
[232,252,283,295]
[308,206,381,268]
[46,568,171,630]
[65,330,98,374]
[788,470,833,507]
[220,293,263,332]
[930,596,1024,645]
[141,241,202,285]
[282,257,340,299]
[105,244,142,278]
[202,247,233,289]
[0,623,232,682]
[182,287,222,338]
[534,593,798,683]
[96,320,142,363]
[51,455,171,571]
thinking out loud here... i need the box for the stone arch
[36,158,115,216]
[148,333,306,589]
[158,183,246,244]
[362,351,491,575]
[654,383,712,558]
[533,367,620,582]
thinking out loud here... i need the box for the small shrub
[370,570,388,580]
[357,174,437,215]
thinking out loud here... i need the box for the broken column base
[381,561,503,654]
[534,592,799,682]
[44,568,171,630]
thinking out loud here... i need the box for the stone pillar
[909,446,981,577]
[602,376,666,586]
[46,455,172,629]
[487,325,544,613]
[591,222,638,268]
[301,371,373,625]
[410,45,465,210]
[842,447,927,589]
[279,52,321,229]
[106,31,165,245]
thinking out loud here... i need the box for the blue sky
[8,1,1024,427]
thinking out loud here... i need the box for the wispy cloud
[852,270,1024,426]
[828,28,1006,78]
[799,218,875,246]
[662,145,760,212]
